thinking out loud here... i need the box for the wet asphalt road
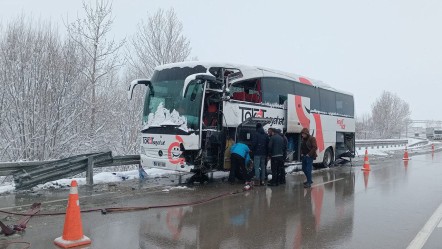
[1,152,442,249]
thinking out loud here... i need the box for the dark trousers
[270,156,284,184]
[302,156,313,184]
[230,153,252,183]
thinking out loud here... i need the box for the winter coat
[268,133,285,158]
[251,127,269,156]
[231,142,251,165]
[301,133,318,159]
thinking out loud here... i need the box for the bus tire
[322,148,334,168]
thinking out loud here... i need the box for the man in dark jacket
[301,127,318,188]
[251,123,269,185]
[267,128,285,186]
[276,129,288,184]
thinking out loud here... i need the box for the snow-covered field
[355,138,428,157]
[0,138,437,195]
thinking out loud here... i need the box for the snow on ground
[0,168,173,195]
[0,184,14,194]
[162,186,193,192]
[356,138,432,157]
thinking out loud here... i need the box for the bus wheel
[322,148,334,168]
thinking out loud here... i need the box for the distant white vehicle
[426,127,442,140]
[434,129,442,140]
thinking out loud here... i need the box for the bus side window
[261,77,295,105]
[230,79,261,103]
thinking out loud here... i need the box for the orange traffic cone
[54,180,91,248]
[403,146,410,161]
[361,149,371,171]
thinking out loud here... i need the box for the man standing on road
[267,128,285,186]
[251,123,269,186]
[301,128,318,188]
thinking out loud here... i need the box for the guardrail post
[87,157,94,186]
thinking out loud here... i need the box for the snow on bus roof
[155,61,254,71]
[154,61,353,96]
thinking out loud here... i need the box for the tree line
[0,1,412,162]
[0,0,191,161]
[356,91,411,139]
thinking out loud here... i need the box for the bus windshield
[143,66,207,132]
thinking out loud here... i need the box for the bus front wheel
[322,148,334,168]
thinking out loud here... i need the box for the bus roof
[155,61,353,96]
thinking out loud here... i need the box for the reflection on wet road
[2,152,442,248]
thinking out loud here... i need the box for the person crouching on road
[267,128,285,186]
[229,141,253,187]
[301,128,318,188]
[251,123,269,186]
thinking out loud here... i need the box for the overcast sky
[1,0,442,121]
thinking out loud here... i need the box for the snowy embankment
[0,168,170,195]
[355,138,433,157]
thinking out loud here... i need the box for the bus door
[286,94,311,161]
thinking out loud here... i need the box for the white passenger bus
[128,62,355,182]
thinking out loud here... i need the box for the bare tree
[0,16,88,161]
[66,0,124,141]
[117,8,192,155]
[371,91,411,138]
[126,8,191,78]
[356,113,374,139]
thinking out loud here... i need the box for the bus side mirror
[195,74,216,82]
[183,73,216,97]
[127,79,151,100]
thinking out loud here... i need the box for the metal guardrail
[355,139,408,150]
[0,138,428,189]
[0,152,140,189]
[408,141,428,148]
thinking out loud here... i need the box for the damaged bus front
[128,64,226,175]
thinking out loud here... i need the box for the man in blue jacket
[229,141,252,188]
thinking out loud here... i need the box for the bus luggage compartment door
[287,94,311,133]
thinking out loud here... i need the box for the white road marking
[312,178,344,187]
[407,203,442,249]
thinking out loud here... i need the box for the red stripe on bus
[295,95,310,128]
[299,77,313,85]
[313,114,325,152]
